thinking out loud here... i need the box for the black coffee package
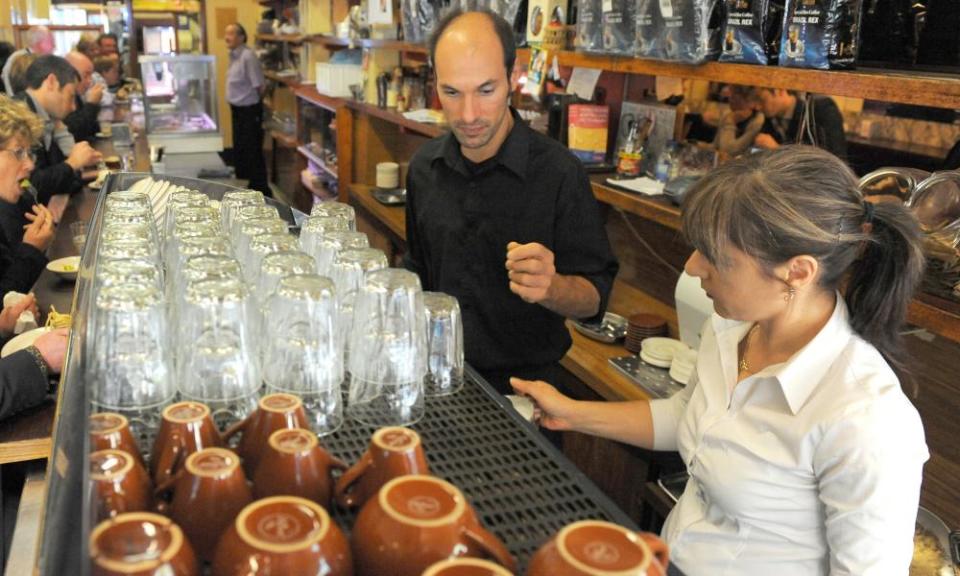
[576,0,603,51]
[402,0,439,43]
[659,0,724,64]
[779,0,863,69]
[719,0,779,64]
[636,0,665,59]
[602,0,637,55]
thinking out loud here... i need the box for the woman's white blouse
[649,298,928,575]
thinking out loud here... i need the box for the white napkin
[605,176,665,196]
[4,291,37,334]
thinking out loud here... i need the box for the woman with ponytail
[512,145,928,575]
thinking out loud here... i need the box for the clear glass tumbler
[422,292,464,397]
[263,274,343,435]
[347,268,426,427]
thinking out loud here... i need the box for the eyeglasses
[2,148,36,163]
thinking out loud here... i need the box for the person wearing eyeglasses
[0,94,54,296]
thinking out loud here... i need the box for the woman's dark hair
[682,145,926,370]
[428,8,516,83]
[24,54,80,91]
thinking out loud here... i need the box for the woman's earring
[784,285,797,302]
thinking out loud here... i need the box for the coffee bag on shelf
[778,0,862,69]
[719,0,781,64]
[602,0,638,55]
[660,0,724,64]
[576,0,603,52]
[636,0,666,59]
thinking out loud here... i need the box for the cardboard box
[568,104,609,164]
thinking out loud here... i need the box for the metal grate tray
[321,365,636,572]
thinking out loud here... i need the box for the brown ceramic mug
[150,401,222,487]
[224,392,308,476]
[89,449,153,524]
[90,512,199,576]
[155,447,253,563]
[251,428,348,507]
[334,426,430,508]
[90,412,145,467]
[211,495,353,576]
[526,520,669,576]
[422,558,516,576]
[352,475,516,576]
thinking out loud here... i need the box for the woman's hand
[510,377,580,431]
[0,294,38,338]
[23,204,54,251]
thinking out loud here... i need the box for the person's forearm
[541,274,600,319]
[568,400,656,449]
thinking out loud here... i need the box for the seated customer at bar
[15,55,101,206]
[514,146,927,574]
[0,296,67,420]
[0,94,54,295]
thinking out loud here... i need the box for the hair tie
[862,200,875,224]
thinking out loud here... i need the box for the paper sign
[567,67,602,100]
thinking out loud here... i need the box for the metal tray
[573,312,628,343]
[324,365,637,572]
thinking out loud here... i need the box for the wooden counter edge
[0,438,51,465]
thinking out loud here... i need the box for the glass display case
[140,55,222,153]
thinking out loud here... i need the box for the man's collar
[230,45,246,58]
[431,108,529,180]
[25,91,50,121]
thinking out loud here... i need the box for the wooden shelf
[308,35,429,54]
[590,176,682,231]
[264,70,301,87]
[515,49,960,110]
[345,101,445,138]
[256,34,305,44]
[294,85,344,113]
[270,130,298,148]
[297,145,338,180]
[348,183,406,240]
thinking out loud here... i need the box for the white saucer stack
[639,337,697,386]
[669,347,698,385]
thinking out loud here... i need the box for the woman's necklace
[738,324,759,374]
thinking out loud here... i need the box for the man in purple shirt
[225,23,269,195]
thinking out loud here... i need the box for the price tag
[659,0,674,19]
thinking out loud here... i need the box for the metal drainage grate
[321,366,636,572]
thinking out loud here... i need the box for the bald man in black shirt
[404,9,618,394]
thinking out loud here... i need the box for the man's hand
[753,133,780,150]
[506,242,556,304]
[22,204,55,252]
[65,141,102,171]
[0,294,38,338]
[86,83,105,105]
[34,328,69,374]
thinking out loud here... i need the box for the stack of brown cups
[625,313,668,354]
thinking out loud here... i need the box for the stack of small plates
[625,313,668,353]
[669,347,698,385]
[639,337,688,368]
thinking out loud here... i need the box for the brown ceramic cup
[352,475,516,576]
[422,558,516,576]
[156,447,253,563]
[90,512,199,576]
[251,428,348,507]
[89,449,153,524]
[334,426,430,508]
[150,401,222,487]
[526,520,669,576]
[211,495,353,576]
[224,392,309,476]
[90,412,145,467]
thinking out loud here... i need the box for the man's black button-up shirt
[404,109,619,373]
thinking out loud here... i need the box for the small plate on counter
[1,327,52,358]
[47,256,81,281]
[372,187,406,206]
[572,312,628,343]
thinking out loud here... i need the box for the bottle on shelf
[616,116,654,179]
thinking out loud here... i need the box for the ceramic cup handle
[153,432,184,487]
[333,451,373,508]
[464,525,517,574]
[639,532,670,570]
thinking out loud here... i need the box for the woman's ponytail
[844,200,926,370]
